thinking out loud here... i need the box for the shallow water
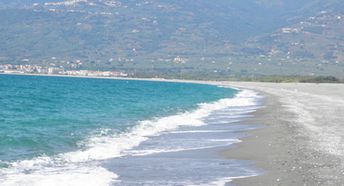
[106,106,262,185]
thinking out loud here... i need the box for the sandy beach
[220,82,344,185]
[3,73,344,185]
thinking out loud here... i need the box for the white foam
[211,109,257,116]
[207,114,254,120]
[44,0,87,7]
[60,89,260,163]
[0,89,260,185]
[126,139,242,156]
[0,164,117,186]
[169,130,234,134]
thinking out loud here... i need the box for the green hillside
[0,0,343,79]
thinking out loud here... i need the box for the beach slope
[220,82,344,185]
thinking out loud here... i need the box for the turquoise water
[0,74,237,162]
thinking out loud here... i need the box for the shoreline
[0,75,260,185]
[222,92,306,185]
[221,82,344,185]
[2,73,344,185]
[0,72,220,86]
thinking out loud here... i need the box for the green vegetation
[299,76,342,83]
[0,0,343,79]
[239,75,343,83]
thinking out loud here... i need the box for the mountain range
[0,0,343,79]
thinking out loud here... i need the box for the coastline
[222,92,307,185]
[0,75,259,185]
[0,72,219,86]
[221,82,344,185]
[2,73,344,185]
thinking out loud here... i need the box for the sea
[0,74,262,186]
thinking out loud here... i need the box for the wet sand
[220,82,344,186]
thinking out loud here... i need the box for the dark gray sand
[220,83,344,186]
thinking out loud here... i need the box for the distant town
[0,64,128,77]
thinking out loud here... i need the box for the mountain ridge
[0,0,343,78]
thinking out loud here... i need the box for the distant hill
[0,0,343,79]
[247,11,344,61]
